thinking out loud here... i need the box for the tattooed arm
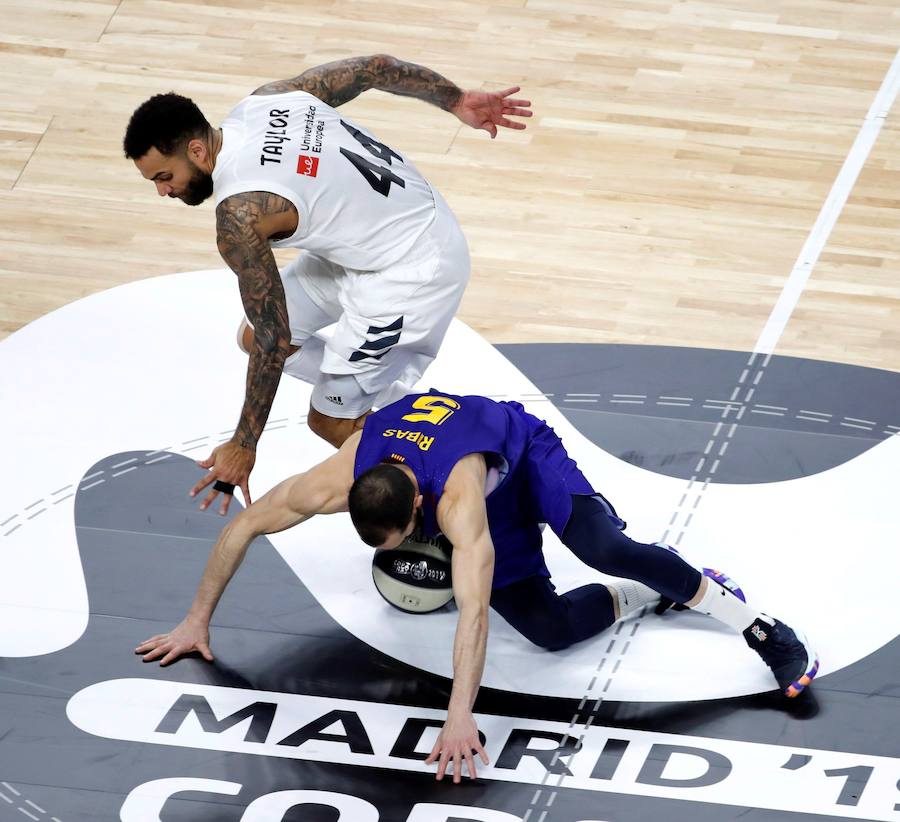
[253,54,461,110]
[253,54,532,138]
[217,191,295,447]
[188,191,298,515]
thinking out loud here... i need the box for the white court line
[754,48,900,354]
[609,54,900,822]
[658,46,900,582]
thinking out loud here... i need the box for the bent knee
[307,405,364,447]
[520,623,577,652]
[307,406,341,443]
[238,322,298,358]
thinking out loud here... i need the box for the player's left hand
[425,712,489,783]
[190,440,255,515]
[451,86,532,139]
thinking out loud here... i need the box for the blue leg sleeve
[561,494,702,604]
[490,575,616,651]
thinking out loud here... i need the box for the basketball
[371,535,454,614]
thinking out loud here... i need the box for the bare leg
[684,575,708,608]
[307,405,370,447]
[240,321,299,357]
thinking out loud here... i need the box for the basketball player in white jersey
[123,55,532,514]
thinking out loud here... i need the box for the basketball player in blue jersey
[123,56,532,515]
[137,391,819,785]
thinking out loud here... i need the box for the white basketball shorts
[278,188,470,419]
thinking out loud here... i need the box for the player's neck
[207,127,224,171]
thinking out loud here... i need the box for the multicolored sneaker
[653,543,746,612]
[702,567,745,603]
[743,618,819,698]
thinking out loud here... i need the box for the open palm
[452,86,532,138]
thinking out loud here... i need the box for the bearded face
[134,145,215,206]
[177,163,214,206]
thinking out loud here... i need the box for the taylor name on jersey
[213,91,437,271]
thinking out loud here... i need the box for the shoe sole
[785,630,820,698]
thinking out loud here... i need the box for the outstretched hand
[425,712,489,783]
[451,86,532,138]
[135,618,213,666]
[190,440,255,515]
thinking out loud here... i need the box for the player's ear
[413,494,423,511]
[187,137,206,164]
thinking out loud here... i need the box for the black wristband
[213,480,236,495]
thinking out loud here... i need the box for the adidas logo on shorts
[325,395,344,406]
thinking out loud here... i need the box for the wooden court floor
[1,0,898,371]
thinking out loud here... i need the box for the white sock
[609,580,660,620]
[692,578,773,633]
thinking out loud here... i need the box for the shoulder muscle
[437,453,488,537]
[216,191,298,246]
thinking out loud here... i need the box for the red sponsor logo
[296,155,319,177]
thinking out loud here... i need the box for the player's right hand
[135,618,214,666]
[191,440,255,515]
[425,711,489,783]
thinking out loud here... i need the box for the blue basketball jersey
[355,392,529,536]
[355,391,600,588]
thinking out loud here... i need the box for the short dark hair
[348,464,416,547]
[123,92,212,159]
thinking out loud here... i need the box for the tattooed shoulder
[216,190,293,222]
[216,191,298,248]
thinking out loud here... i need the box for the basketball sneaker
[743,618,819,697]
[702,567,745,603]
[653,542,746,613]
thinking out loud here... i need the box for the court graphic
[1,272,898,821]
[4,0,900,817]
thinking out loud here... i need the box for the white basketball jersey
[212,91,437,271]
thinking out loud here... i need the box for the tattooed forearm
[254,54,464,112]
[368,55,463,111]
[216,192,294,450]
